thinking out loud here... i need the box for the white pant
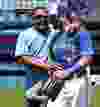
[47,77,87,107]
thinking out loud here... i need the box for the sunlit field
[0,79,25,107]
[91,85,100,107]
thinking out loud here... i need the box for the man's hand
[53,69,71,80]
[48,64,72,80]
[48,64,64,80]
[53,70,64,80]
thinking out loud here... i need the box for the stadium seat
[0,9,32,29]
[0,64,26,75]
[0,64,26,89]
[0,9,32,64]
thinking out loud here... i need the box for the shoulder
[18,27,38,41]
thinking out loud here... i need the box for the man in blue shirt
[15,12,95,106]
[15,7,63,106]
[15,7,52,106]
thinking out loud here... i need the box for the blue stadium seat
[0,64,26,76]
[0,9,32,63]
[0,63,26,88]
[0,9,32,29]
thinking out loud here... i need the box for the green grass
[1,80,100,107]
[91,86,100,107]
[0,81,25,107]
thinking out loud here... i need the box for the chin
[39,27,48,32]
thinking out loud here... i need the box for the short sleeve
[15,32,31,56]
[80,32,96,56]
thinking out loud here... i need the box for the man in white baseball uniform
[47,17,95,107]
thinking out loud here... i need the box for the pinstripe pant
[47,76,87,107]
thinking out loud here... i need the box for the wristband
[65,63,81,73]
[71,63,80,72]
[32,56,48,64]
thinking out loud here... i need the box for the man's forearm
[64,56,93,74]
[16,56,48,71]
[16,56,32,64]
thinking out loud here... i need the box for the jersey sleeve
[15,32,32,56]
[80,32,96,56]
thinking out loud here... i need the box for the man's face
[32,9,48,32]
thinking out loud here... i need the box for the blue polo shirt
[15,28,50,89]
[15,28,59,81]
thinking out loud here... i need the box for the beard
[32,16,49,32]
[33,22,49,32]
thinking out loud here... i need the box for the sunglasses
[32,15,48,21]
